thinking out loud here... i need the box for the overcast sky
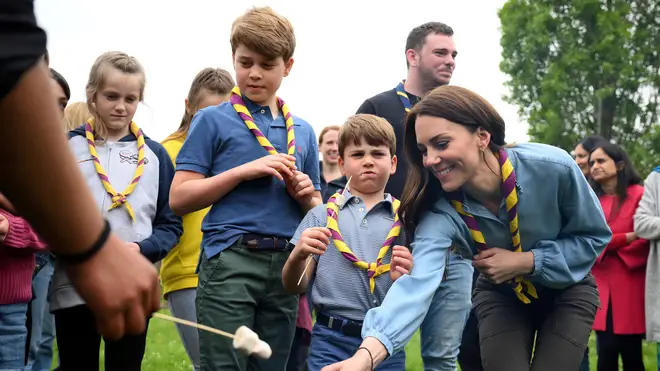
[35,0,529,143]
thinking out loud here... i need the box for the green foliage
[499,0,660,176]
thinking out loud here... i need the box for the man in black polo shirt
[356,22,456,199]
[356,23,477,371]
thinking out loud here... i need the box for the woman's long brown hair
[399,86,507,240]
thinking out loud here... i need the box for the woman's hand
[322,337,388,370]
[472,248,534,284]
[321,349,372,371]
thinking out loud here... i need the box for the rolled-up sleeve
[361,209,456,355]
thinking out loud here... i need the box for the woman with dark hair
[49,68,70,115]
[589,142,648,371]
[571,134,609,371]
[574,135,608,178]
[323,86,612,371]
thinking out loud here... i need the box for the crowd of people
[1,1,659,371]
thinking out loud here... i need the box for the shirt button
[353,198,360,204]
[260,109,266,114]
[362,220,367,226]
[372,299,378,305]
[359,207,364,212]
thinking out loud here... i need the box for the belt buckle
[273,237,290,251]
[245,238,259,248]
[327,316,334,328]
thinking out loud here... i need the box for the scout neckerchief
[448,148,538,304]
[395,80,413,112]
[326,190,402,293]
[84,117,145,222]
[229,86,296,163]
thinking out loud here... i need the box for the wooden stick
[298,256,313,285]
[152,312,235,339]
[296,176,352,286]
[343,176,352,194]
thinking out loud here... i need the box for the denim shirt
[361,142,612,355]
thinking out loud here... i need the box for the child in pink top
[0,208,47,369]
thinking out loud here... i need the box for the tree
[499,0,660,175]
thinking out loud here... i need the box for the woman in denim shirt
[323,86,612,371]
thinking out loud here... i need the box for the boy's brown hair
[338,114,396,157]
[230,7,296,61]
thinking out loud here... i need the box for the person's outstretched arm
[0,2,160,340]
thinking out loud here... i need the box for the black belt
[241,234,292,251]
[316,312,362,338]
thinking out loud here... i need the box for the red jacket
[592,184,649,334]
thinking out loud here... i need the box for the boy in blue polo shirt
[169,7,322,371]
[282,114,413,371]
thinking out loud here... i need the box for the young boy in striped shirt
[282,114,413,371]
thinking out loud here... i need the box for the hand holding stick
[297,176,352,286]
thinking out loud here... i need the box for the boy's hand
[239,154,296,181]
[0,192,16,214]
[390,245,413,281]
[293,227,331,261]
[285,171,315,205]
[0,214,8,241]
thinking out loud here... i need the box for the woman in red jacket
[590,142,648,371]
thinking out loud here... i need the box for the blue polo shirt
[176,98,321,259]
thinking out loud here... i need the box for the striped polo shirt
[291,191,406,322]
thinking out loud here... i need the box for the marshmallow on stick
[152,313,272,359]
[233,326,272,358]
[333,175,352,208]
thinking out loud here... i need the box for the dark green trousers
[197,242,298,371]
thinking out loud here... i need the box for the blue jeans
[0,303,29,371]
[27,255,55,371]
[308,323,405,371]
[420,253,473,371]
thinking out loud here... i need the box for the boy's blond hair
[338,114,396,157]
[230,7,296,61]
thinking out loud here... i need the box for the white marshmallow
[232,326,272,359]
[252,339,273,359]
[335,194,346,208]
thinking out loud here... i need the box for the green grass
[52,311,658,370]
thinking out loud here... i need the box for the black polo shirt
[0,0,47,101]
[356,88,419,199]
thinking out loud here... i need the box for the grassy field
[52,309,659,370]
